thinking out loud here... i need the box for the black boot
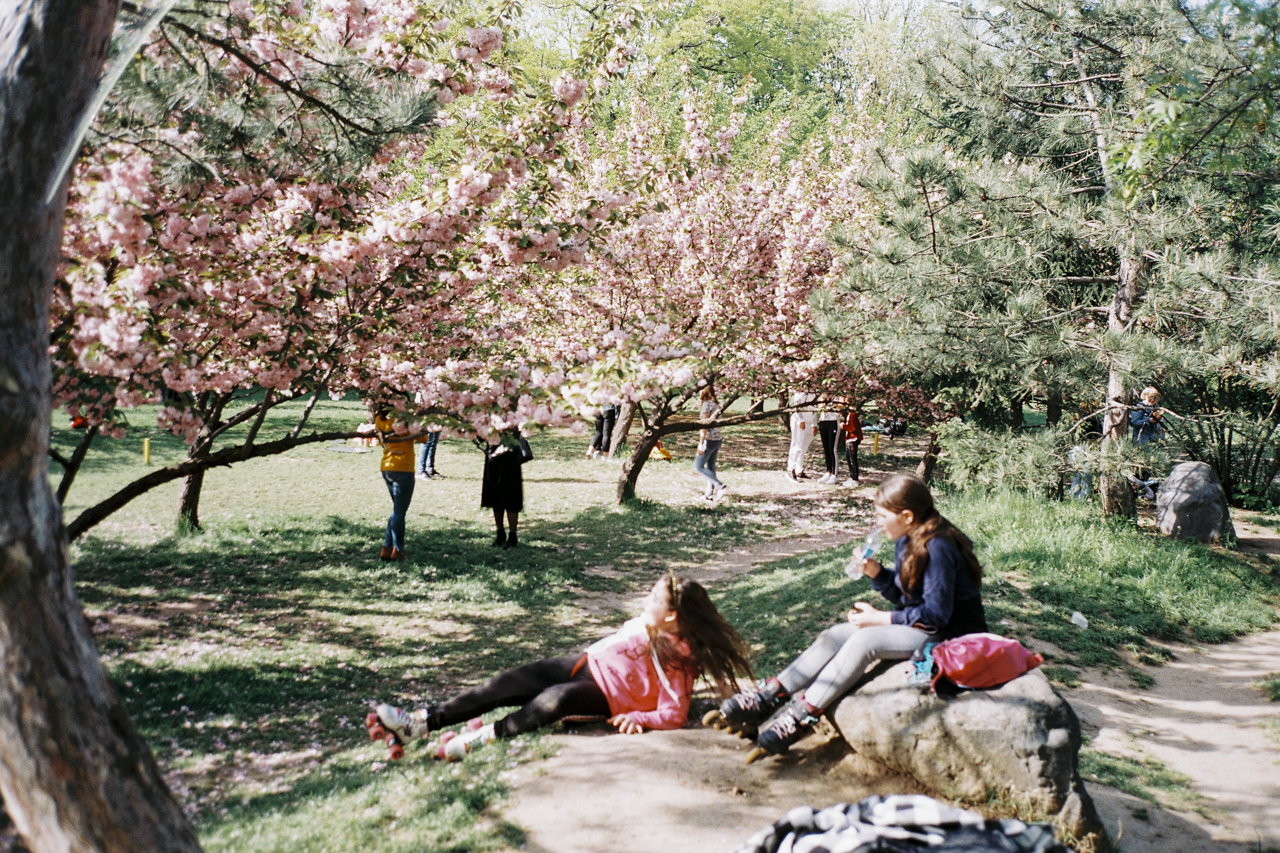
[492,530,506,547]
[755,699,821,755]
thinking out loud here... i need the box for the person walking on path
[786,392,817,481]
[712,474,987,758]
[415,425,443,480]
[367,574,755,761]
[840,406,863,486]
[481,428,530,548]
[694,387,727,500]
[818,409,842,484]
[374,406,426,561]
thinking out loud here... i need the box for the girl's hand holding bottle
[845,529,884,579]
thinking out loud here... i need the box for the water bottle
[845,529,884,579]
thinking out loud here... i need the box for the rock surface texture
[830,662,1105,848]
[1156,461,1235,544]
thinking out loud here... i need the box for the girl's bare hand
[846,601,882,627]
[609,714,643,735]
[860,557,882,578]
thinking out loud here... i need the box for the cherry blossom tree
[54,0,644,536]
[514,88,877,501]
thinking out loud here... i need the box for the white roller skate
[441,721,496,761]
[365,703,429,761]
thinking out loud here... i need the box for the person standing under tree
[818,409,842,484]
[786,392,817,481]
[416,424,443,480]
[588,404,618,459]
[373,406,426,561]
[481,428,531,549]
[694,386,727,500]
[840,405,863,486]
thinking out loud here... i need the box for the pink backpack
[931,633,1044,690]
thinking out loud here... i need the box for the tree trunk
[916,432,941,483]
[1046,389,1062,427]
[1010,395,1025,431]
[608,400,637,458]
[177,468,205,532]
[1098,255,1145,519]
[616,429,661,503]
[0,1,205,850]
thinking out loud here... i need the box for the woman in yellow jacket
[375,407,425,561]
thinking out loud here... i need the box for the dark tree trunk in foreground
[0,2,204,850]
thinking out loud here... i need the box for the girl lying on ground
[709,473,987,760]
[368,574,754,760]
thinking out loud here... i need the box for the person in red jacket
[367,574,754,760]
[840,405,864,486]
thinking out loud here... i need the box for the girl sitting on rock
[368,574,754,760]
[711,473,987,760]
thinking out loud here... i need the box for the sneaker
[822,474,837,485]
[842,478,857,487]
[718,684,786,732]
[755,699,821,756]
[415,471,430,482]
[797,471,810,480]
[787,471,799,482]
[443,722,496,761]
[714,482,728,496]
[428,470,444,479]
[370,703,430,742]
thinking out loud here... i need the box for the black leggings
[845,439,860,481]
[819,421,839,475]
[428,655,610,738]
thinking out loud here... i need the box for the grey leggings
[777,624,932,711]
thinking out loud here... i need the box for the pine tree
[828,0,1280,516]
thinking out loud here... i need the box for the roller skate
[365,703,429,761]
[745,698,821,764]
[440,720,496,762]
[700,678,787,740]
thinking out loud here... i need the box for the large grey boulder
[830,662,1104,848]
[1156,461,1235,544]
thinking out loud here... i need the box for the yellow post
[143,437,151,465]
[873,433,879,454]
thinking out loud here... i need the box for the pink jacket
[586,618,695,730]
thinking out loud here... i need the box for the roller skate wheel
[745,747,768,765]
[701,709,725,728]
[365,711,379,728]
[439,731,457,745]
[388,743,405,761]
[368,724,386,741]
[466,717,484,731]
[436,744,447,760]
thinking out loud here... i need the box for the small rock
[1156,461,1234,544]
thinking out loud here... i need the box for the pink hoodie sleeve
[625,664,694,731]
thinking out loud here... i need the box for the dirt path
[499,505,1280,853]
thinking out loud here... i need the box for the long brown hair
[874,474,982,594]
[650,575,754,697]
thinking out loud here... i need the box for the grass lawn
[56,400,875,851]
[51,403,1280,850]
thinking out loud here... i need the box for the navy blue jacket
[870,535,987,639]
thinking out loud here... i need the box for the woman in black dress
[480,429,529,549]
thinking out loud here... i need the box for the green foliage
[824,0,1280,511]
[1260,673,1280,702]
[937,419,1170,499]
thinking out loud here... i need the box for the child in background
[367,575,754,761]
